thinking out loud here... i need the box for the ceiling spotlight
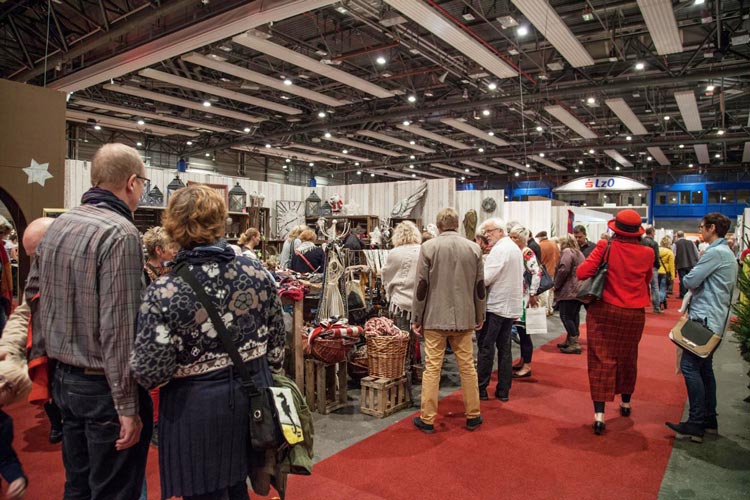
[342,149,349,154]
[205,153,210,157]
[514,171,520,177]
[318,111,326,118]
[409,164,414,169]
[694,0,705,5]
[706,84,715,92]
[243,127,251,133]
[626,135,632,141]
[717,129,725,135]
[265,144,271,148]
[478,147,484,153]
[203,100,211,107]
[356,170,362,175]
[136,141,142,146]
[376,55,386,65]
[616,166,621,171]
[715,153,721,158]
[464,168,470,172]
[578,160,584,165]
[536,126,543,132]
[647,156,653,161]
[689,163,694,168]
[409,140,416,145]
[411,173,416,178]
[410,155,416,159]
[482,109,491,116]
[488,131,495,136]
[575,168,579,173]
[137,119,145,125]
[635,62,645,70]
[309,162,314,166]
[94,124,101,130]
[407,95,417,103]
[461,176,466,181]
[517,25,529,37]
[679,144,684,148]
[285,158,291,163]
[664,115,670,121]
[403,120,411,126]
[354,162,360,166]
[283,78,293,86]
[539,152,545,157]
[589,149,595,154]
[186,141,193,145]
[370,172,375,177]
[324,132,332,138]
[282,164,287,169]
[586,96,596,105]
[487,82,497,90]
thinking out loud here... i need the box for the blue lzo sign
[553,176,650,193]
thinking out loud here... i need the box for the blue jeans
[658,274,668,305]
[650,268,660,309]
[53,364,152,500]
[680,350,717,425]
[477,312,514,397]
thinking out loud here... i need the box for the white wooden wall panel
[503,201,552,236]
[455,190,505,237]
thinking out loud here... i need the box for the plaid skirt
[586,301,646,402]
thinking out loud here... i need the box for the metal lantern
[228,182,247,212]
[166,175,185,202]
[148,185,164,207]
[305,190,321,217]
[138,179,152,207]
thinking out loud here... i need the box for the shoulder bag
[576,241,611,304]
[669,288,734,358]
[174,264,285,451]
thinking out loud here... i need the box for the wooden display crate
[360,375,411,418]
[304,358,347,414]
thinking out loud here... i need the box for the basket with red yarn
[364,317,409,379]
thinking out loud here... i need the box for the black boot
[44,401,63,444]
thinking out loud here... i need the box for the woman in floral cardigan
[508,225,541,378]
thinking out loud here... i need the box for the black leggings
[558,300,582,338]
[594,394,631,413]
[516,322,533,363]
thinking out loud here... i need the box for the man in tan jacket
[412,208,486,433]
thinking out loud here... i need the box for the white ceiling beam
[493,157,536,172]
[674,90,703,131]
[356,130,436,153]
[48,0,338,92]
[530,155,567,171]
[323,136,402,157]
[743,142,750,163]
[383,0,516,79]
[440,118,510,147]
[694,144,709,164]
[287,143,371,162]
[604,149,634,167]
[370,169,422,180]
[605,98,648,135]
[232,145,343,164]
[511,0,594,67]
[408,168,446,179]
[67,110,199,137]
[396,124,471,149]
[138,68,301,115]
[103,83,264,123]
[232,33,395,99]
[461,160,507,175]
[544,105,598,139]
[72,99,232,133]
[431,163,480,176]
[182,53,349,107]
[637,0,683,55]
[647,147,671,166]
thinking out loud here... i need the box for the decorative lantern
[319,200,332,217]
[148,185,164,207]
[305,190,322,217]
[138,179,152,207]
[228,182,247,212]
[166,175,185,202]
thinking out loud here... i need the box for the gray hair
[509,224,530,241]
[483,217,506,233]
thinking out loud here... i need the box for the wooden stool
[304,359,347,414]
[360,375,411,418]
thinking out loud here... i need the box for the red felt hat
[607,209,645,237]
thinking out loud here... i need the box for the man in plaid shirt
[25,143,152,499]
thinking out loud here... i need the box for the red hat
[607,209,645,237]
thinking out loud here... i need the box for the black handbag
[524,265,554,295]
[175,264,284,451]
[576,241,611,304]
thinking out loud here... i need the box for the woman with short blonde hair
[142,226,179,284]
[238,227,261,260]
[391,220,422,247]
[132,184,285,500]
[280,225,306,269]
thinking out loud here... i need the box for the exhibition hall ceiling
[1,0,749,183]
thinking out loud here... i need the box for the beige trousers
[420,329,481,424]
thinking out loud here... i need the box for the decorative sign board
[553,176,650,193]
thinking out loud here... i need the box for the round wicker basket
[365,332,409,379]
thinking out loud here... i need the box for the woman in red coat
[576,209,653,435]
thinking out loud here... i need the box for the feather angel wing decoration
[390,181,428,218]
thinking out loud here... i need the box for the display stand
[304,358,347,414]
[281,297,305,390]
[360,375,411,418]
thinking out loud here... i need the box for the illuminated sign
[553,176,650,193]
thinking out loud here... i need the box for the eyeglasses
[698,223,713,230]
[135,175,150,184]
[483,228,501,236]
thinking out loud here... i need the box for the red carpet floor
[6,297,685,499]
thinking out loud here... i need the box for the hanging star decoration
[23,159,53,187]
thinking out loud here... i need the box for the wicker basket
[304,335,356,364]
[347,356,369,379]
[365,333,409,379]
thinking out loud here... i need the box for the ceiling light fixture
[203,100,211,107]
[517,25,529,37]
[244,127,251,133]
[635,62,645,70]
[403,120,411,126]
[376,56,387,65]
[186,141,193,145]
[283,78,293,86]
[407,95,417,103]
[318,111,326,118]
[487,82,497,90]
[482,109,491,116]
[324,132,332,138]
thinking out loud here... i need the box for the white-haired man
[478,217,523,401]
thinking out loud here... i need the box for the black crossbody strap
[175,263,260,395]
